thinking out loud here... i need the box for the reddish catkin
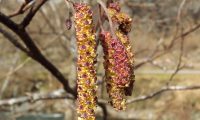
[116,30,135,95]
[74,3,97,120]
[108,2,135,96]
[100,31,130,110]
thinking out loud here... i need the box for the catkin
[115,30,135,96]
[74,3,97,120]
[100,31,130,110]
[108,2,135,96]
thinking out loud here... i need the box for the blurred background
[0,0,200,120]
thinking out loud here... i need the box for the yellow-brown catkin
[74,3,97,120]
[100,31,129,110]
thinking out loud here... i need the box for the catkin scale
[74,3,97,120]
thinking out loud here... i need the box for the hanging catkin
[100,31,130,110]
[115,30,135,95]
[74,3,97,120]
[108,2,135,96]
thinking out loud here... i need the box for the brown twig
[8,0,35,18]
[176,0,187,22]
[166,28,185,85]
[98,102,108,120]
[0,89,73,106]
[0,58,30,98]
[97,0,116,38]
[20,0,48,28]
[1,85,200,106]
[135,23,200,69]
[0,11,77,97]
[127,85,200,104]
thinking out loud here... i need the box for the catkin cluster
[74,3,97,120]
[72,1,134,120]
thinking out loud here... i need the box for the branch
[0,28,29,54]
[176,0,187,22]
[127,85,200,104]
[0,58,30,98]
[135,23,200,69]
[0,12,19,30]
[0,89,73,106]
[0,12,77,97]
[20,0,48,28]
[97,0,115,38]
[98,102,108,120]
[1,85,200,108]
[8,0,35,18]
[166,28,185,85]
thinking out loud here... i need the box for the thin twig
[0,89,73,106]
[127,85,200,104]
[135,23,200,69]
[1,85,200,106]
[97,0,115,38]
[0,58,30,98]
[166,28,185,85]
[20,0,48,28]
[8,0,36,18]
[176,0,187,22]
[0,11,77,97]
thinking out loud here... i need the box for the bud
[65,18,72,30]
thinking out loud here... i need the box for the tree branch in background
[0,58,30,98]
[127,85,200,104]
[166,28,185,85]
[97,0,115,38]
[0,89,73,106]
[135,23,200,69]
[98,102,108,120]
[0,9,76,97]
[20,0,48,28]
[8,0,36,18]
[0,28,29,54]
[1,85,200,106]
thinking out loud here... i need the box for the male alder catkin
[74,3,97,120]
